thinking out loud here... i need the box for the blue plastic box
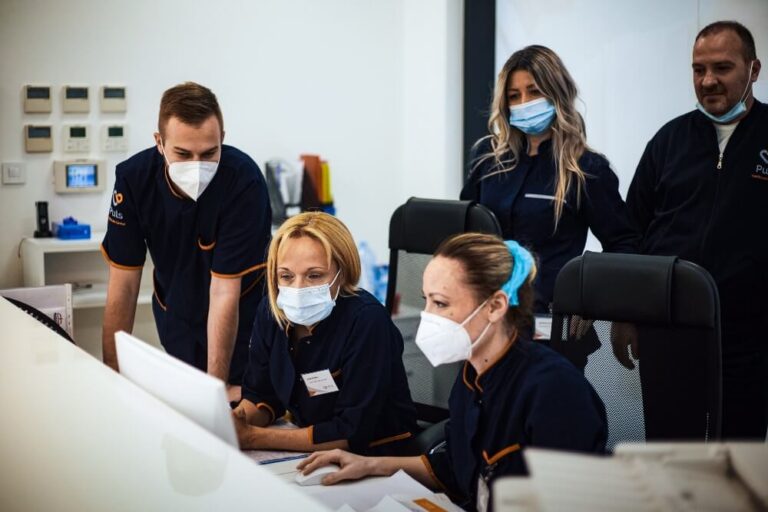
[53,217,91,240]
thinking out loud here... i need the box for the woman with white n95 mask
[232,212,417,456]
[298,233,607,512]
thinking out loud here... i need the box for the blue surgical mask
[508,97,556,135]
[696,61,754,124]
[277,270,341,326]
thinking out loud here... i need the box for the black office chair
[550,252,721,449]
[386,197,501,451]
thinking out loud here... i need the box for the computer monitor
[115,331,238,448]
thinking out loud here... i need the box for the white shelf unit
[20,232,154,309]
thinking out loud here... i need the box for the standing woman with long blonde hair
[461,45,637,367]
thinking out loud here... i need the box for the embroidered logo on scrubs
[301,369,339,397]
[109,189,126,225]
[753,149,768,181]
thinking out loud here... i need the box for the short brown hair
[434,233,537,335]
[158,82,224,137]
[267,212,361,328]
[696,21,757,62]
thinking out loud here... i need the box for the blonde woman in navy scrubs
[298,233,607,512]
[461,45,638,368]
[233,212,417,455]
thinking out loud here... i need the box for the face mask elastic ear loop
[329,269,342,301]
[468,320,493,358]
[459,298,490,332]
[738,60,755,104]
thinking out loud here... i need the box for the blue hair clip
[501,240,534,306]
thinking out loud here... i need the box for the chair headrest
[389,197,501,254]
[553,252,719,328]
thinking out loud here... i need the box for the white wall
[403,0,464,199]
[0,0,465,289]
[496,0,768,250]
[0,0,464,355]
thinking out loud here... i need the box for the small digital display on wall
[66,164,97,188]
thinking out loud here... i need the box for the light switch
[2,162,27,185]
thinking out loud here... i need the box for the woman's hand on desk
[297,449,376,485]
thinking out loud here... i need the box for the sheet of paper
[302,470,437,512]
[244,450,309,466]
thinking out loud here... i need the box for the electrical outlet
[2,162,27,185]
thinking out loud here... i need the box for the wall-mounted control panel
[23,85,52,113]
[25,125,53,153]
[63,85,90,113]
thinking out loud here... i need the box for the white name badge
[534,315,552,340]
[301,369,339,397]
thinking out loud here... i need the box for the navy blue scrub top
[627,100,768,331]
[101,145,272,383]
[461,139,638,313]
[242,290,418,455]
[424,338,607,511]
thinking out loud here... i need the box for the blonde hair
[472,45,589,228]
[267,212,361,328]
[434,233,537,335]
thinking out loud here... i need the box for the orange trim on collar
[198,237,216,250]
[211,262,267,279]
[163,164,185,199]
[474,333,517,392]
[367,431,412,448]
[482,443,521,465]
[461,362,474,391]
[100,244,143,271]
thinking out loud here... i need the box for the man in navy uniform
[626,21,766,439]
[101,82,271,400]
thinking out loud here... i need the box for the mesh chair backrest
[551,252,721,449]
[386,198,501,421]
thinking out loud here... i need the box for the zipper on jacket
[716,152,724,170]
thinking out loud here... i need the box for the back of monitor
[115,330,238,448]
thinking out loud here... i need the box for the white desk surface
[0,298,327,511]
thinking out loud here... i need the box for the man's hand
[296,449,375,485]
[611,322,639,369]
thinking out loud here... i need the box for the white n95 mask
[161,144,219,201]
[277,270,341,327]
[415,301,491,367]
[167,160,218,200]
